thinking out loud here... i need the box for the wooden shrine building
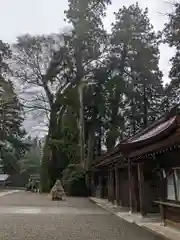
[91,110,180,227]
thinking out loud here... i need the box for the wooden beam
[137,163,146,216]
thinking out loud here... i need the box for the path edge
[0,190,21,198]
[89,197,175,240]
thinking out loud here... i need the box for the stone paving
[90,197,180,240]
[0,191,166,240]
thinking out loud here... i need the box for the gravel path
[0,191,164,240]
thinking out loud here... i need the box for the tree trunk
[143,85,148,128]
[40,103,59,192]
[40,136,51,192]
[86,125,95,170]
[49,104,67,187]
[97,125,102,156]
[131,97,136,135]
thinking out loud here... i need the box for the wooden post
[115,165,120,205]
[160,204,165,226]
[85,171,91,196]
[128,160,133,213]
[91,171,95,197]
[108,169,114,203]
[109,170,113,202]
[132,173,138,212]
[111,169,115,204]
[159,169,166,226]
[138,163,146,216]
[99,172,103,198]
[108,171,111,201]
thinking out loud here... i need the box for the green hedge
[62,164,88,196]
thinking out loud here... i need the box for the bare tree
[11,33,68,134]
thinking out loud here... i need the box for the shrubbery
[62,164,88,196]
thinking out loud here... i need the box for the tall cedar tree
[110,3,164,135]
[164,2,180,107]
[41,0,111,189]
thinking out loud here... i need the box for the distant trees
[0,40,26,174]
[19,138,41,177]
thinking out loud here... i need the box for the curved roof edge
[93,108,180,166]
[120,116,177,151]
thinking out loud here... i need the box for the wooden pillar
[91,171,95,197]
[108,170,112,202]
[128,160,133,213]
[159,169,165,225]
[132,175,137,212]
[85,171,91,196]
[108,169,114,203]
[108,171,111,201]
[112,169,115,204]
[159,204,165,226]
[138,163,146,216]
[115,165,120,205]
[99,172,103,198]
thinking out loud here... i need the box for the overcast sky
[0,0,175,83]
[0,0,175,136]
